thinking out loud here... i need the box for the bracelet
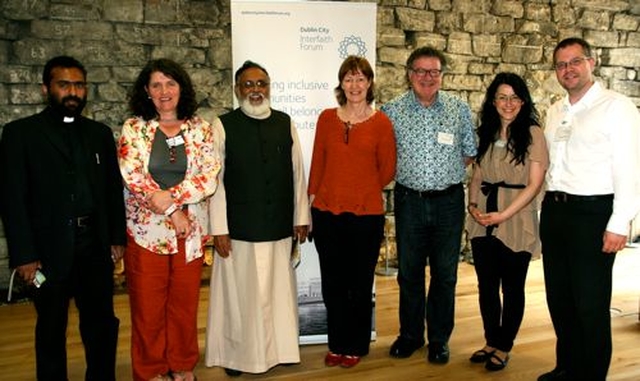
[467,202,478,210]
[164,204,178,216]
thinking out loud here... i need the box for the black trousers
[33,226,119,381]
[540,195,615,381]
[471,236,531,352]
[311,208,384,356]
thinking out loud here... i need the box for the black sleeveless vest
[220,108,294,241]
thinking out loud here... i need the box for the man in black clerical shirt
[0,56,127,381]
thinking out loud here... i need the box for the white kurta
[205,114,310,373]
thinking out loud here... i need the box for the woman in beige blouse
[466,72,549,371]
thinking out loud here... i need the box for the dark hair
[406,46,447,72]
[234,60,269,83]
[553,37,593,64]
[334,55,375,106]
[42,56,87,87]
[476,72,540,166]
[129,59,198,120]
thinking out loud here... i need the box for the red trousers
[125,237,203,381]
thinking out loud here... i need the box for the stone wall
[0,0,638,287]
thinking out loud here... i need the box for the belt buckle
[553,192,568,202]
[77,216,89,228]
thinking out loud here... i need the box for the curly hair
[334,55,375,106]
[129,59,198,120]
[476,72,540,166]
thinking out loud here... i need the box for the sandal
[171,371,197,381]
[485,352,509,371]
[469,348,495,363]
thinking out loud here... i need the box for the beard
[48,93,87,118]
[239,95,271,119]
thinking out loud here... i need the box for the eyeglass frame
[494,94,523,104]
[553,56,592,71]
[408,68,442,78]
[240,80,270,90]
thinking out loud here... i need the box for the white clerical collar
[63,117,75,123]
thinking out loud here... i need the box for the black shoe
[485,352,509,371]
[224,368,242,377]
[469,348,495,363]
[537,368,568,381]
[427,342,450,364]
[389,337,425,358]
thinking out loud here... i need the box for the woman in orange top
[308,55,396,368]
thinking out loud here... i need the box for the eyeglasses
[495,94,522,104]
[409,68,442,78]
[343,122,351,145]
[554,57,590,71]
[240,80,270,90]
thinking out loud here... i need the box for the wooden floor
[1,249,639,381]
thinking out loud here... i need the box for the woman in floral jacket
[118,59,220,381]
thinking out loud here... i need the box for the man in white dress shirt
[538,37,640,381]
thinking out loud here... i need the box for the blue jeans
[394,183,465,345]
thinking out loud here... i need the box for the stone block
[472,34,502,57]
[428,0,452,11]
[104,0,143,23]
[50,3,101,21]
[1,0,47,20]
[447,32,472,55]
[517,20,559,36]
[552,4,577,26]
[151,46,206,65]
[0,84,7,105]
[603,48,640,67]
[396,8,435,32]
[578,10,611,31]
[379,46,411,66]
[628,32,640,47]
[13,39,66,65]
[408,0,427,9]
[495,63,527,77]
[436,12,461,35]
[180,1,223,27]
[112,67,142,83]
[585,31,621,48]
[452,0,490,13]
[379,27,406,47]
[30,20,113,40]
[0,65,34,84]
[491,0,524,18]
[10,84,42,105]
[525,3,551,21]
[414,33,447,51]
[97,82,128,103]
[613,14,639,31]
[207,39,232,70]
[573,0,632,12]
[378,8,396,26]
[611,80,640,97]
[444,74,483,91]
[502,39,543,64]
[468,62,497,75]
[463,14,514,34]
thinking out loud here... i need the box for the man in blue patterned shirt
[381,46,477,364]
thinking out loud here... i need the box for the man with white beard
[205,61,310,377]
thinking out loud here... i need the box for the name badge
[166,135,185,147]
[437,132,454,145]
[554,120,571,142]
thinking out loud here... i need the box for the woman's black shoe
[469,349,495,363]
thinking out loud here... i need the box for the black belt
[69,215,92,229]
[396,182,462,198]
[545,191,613,203]
[481,181,525,236]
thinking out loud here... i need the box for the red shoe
[324,351,343,367]
[340,355,360,368]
